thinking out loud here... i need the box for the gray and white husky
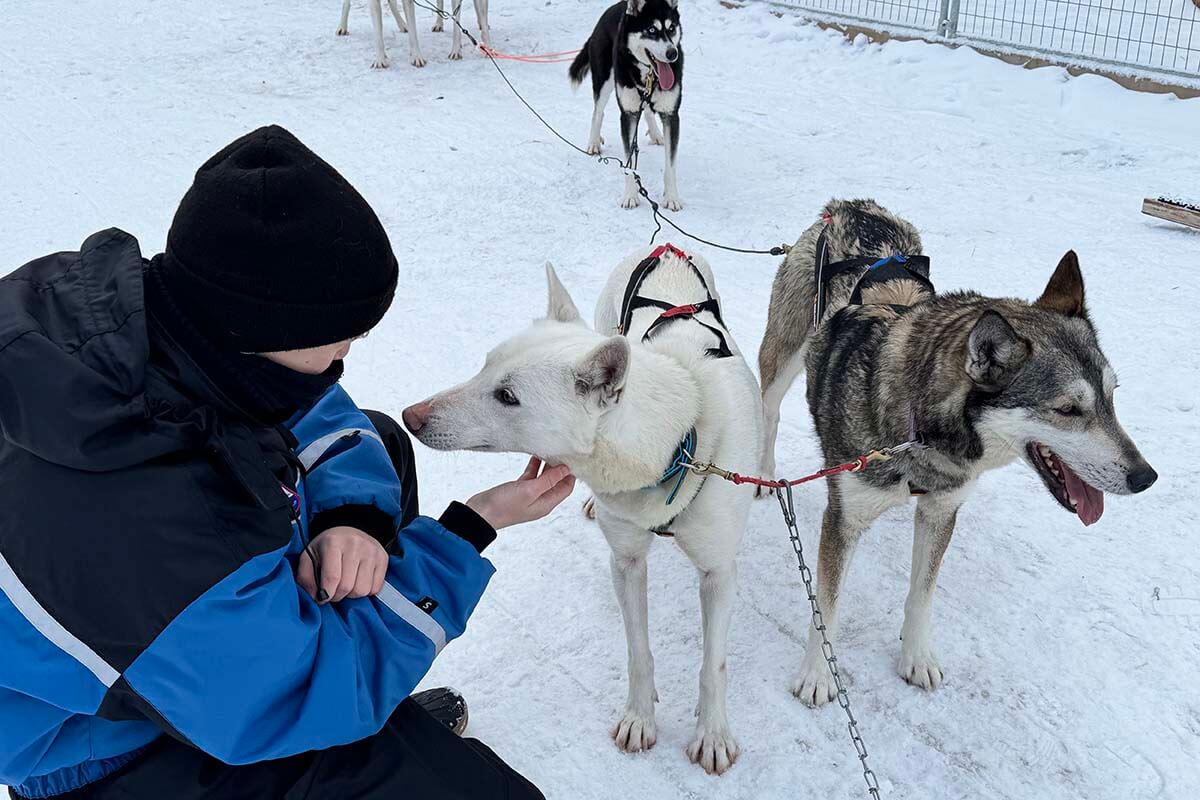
[403,245,761,774]
[758,199,1158,704]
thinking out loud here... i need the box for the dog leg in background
[368,0,390,68]
[337,0,351,35]
[447,0,464,58]
[605,523,659,754]
[385,0,409,33]
[399,0,427,67]
[897,491,963,690]
[793,481,893,705]
[757,344,806,494]
[660,112,682,211]
[433,0,444,32]
[643,110,664,146]
[473,0,491,47]
[619,111,642,209]
[683,558,741,774]
[587,79,614,155]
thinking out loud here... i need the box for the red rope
[477,44,580,63]
[725,455,871,489]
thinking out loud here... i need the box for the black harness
[617,243,731,534]
[811,224,935,325]
[618,243,734,359]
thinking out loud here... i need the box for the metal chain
[777,484,882,799]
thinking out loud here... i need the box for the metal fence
[761,0,1200,85]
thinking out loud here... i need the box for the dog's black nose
[1126,465,1158,494]
[665,47,678,62]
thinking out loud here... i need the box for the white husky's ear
[966,310,1030,390]
[625,0,647,16]
[576,336,630,406]
[545,261,581,323]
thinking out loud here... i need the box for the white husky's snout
[402,264,631,460]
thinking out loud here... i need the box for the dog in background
[403,247,761,774]
[757,199,1157,704]
[338,0,490,68]
[569,0,684,211]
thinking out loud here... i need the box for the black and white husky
[569,0,684,211]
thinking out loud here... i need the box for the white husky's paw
[611,710,657,753]
[448,47,463,60]
[410,53,427,67]
[586,140,603,155]
[897,647,943,690]
[432,20,444,31]
[371,57,390,69]
[791,659,836,707]
[687,724,739,775]
[582,496,596,519]
[753,485,776,499]
[661,193,683,212]
[336,26,349,36]
[646,128,664,146]
[621,193,641,209]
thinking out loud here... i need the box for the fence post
[942,0,961,37]
[937,0,950,35]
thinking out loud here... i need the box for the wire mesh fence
[760,0,1200,84]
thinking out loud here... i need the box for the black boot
[411,687,469,736]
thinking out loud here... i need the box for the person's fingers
[334,553,359,602]
[297,552,318,599]
[319,547,343,604]
[526,464,571,500]
[350,559,375,599]
[371,557,387,596]
[531,473,576,517]
[519,456,543,482]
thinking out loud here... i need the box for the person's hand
[297,526,388,604]
[466,457,576,531]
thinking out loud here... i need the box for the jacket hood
[0,229,197,471]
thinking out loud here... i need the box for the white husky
[402,245,762,774]
[337,0,491,68]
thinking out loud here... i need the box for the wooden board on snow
[1142,197,1200,230]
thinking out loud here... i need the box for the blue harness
[657,426,697,505]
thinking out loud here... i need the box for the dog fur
[569,0,684,210]
[757,199,1158,704]
[402,247,761,774]
[337,0,490,68]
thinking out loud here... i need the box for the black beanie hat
[156,125,398,353]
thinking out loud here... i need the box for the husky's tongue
[1060,461,1105,526]
[654,59,676,91]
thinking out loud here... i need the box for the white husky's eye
[494,387,520,407]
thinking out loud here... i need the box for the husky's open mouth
[649,56,676,91]
[1027,443,1104,526]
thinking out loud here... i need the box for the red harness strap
[659,303,700,319]
[647,243,689,261]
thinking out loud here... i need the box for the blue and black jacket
[0,230,495,798]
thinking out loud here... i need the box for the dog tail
[568,48,590,87]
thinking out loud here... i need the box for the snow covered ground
[2,1,1199,797]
